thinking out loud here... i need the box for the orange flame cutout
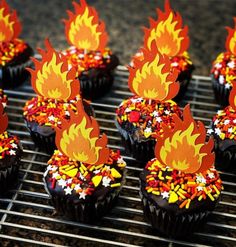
[128,43,179,100]
[155,105,214,173]
[143,0,189,57]
[64,0,108,51]
[0,102,8,134]
[229,82,236,110]
[55,101,109,165]
[0,0,21,42]
[28,39,80,101]
[226,17,236,56]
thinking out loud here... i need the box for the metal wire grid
[0,65,235,247]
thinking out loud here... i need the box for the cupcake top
[62,47,114,77]
[44,149,126,199]
[141,105,223,211]
[141,158,222,211]
[116,96,182,140]
[211,52,236,88]
[0,0,29,66]
[23,95,83,127]
[211,17,236,88]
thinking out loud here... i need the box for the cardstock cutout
[226,17,236,56]
[0,0,21,42]
[55,100,109,165]
[229,82,236,111]
[0,102,8,134]
[128,42,179,101]
[64,0,108,51]
[155,104,215,173]
[28,39,80,101]
[143,0,189,57]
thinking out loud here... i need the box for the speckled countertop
[11,0,236,75]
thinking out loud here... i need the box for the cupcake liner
[115,119,155,163]
[140,192,211,238]
[174,69,193,102]
[213,137,236,172]
[0,46,34,89]
[79,70,114,99]
[0,148,22,196]
[211,75,230,107]
[46,170,126,223]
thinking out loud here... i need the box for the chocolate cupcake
[130,0,194,101]
[116,43,182,163]
[211,17,236,106]
[0,0,33,89]
[208,83,236,172]
[140,105,223,238]
[0,103,22,195]
[23,39,93,154]
[44,101,126,223]
[62,0,119,99]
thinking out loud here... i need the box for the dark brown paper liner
[211,75,230,107]
[213,138,236,173]
[79,71,114,99]
[0,46,34,89]
[0,150,22,196]
[174,69,193,102]
[115,119,155,164]
[46,170,126,223]
[140,192,212,238]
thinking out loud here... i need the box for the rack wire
[0,65,235,247]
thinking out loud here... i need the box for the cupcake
[140,105,223,238]
[23,39,93,154]
[211,17,236,106]
[116,43,182,163]
[208,83,236,172]
[43,101,126,223]
[130,0,194,101]
[0,0,33,89]
[62,0,119,99]
[0,102,22,195]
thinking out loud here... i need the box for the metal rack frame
[0,65,235,246]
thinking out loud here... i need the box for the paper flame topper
[144,0,189,57]
[55,101,109,165]
[229,82,236,110]
[0,102,8,134]
[64,0,108,51]
[0,0,21,42]
[128,43,179,101]
[155,105,214,173]
[28,39,80,101]
[226,17,236,56]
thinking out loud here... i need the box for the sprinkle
[111,183,121,188]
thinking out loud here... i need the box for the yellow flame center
[160,123,206,172]
[0,8,14,42]
[35,53,72,100]
[132,54,171,100]
[60,118,101,164]
[148,12,183,56]
[69,7,100,50]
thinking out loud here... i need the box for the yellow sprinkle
[65,165,75,171]
[111,183,121,188]
[179,189,187,194]
[198,195,203,201]
[111,168,122,178]
[79,167,84,174]
[186,199,191,209]
[166,176,172,180]
[177,191,186,199]
[174,185,180,191]
[171,183,174,190]
[213,185,220,195]
[152,191,160,195]
[187,181,196,185]
[81,164,87,171]
[207,193,215,201]
[61,165,70,169]
[83,171,88,177]
[95,164,103,170]
[89,165,95,171]
[147,188,153,193]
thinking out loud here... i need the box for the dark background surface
[11,0,236,75]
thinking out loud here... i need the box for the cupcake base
[140,192,211,238]
[0,45,34,89]
[115,119,155,164]
[78,54,119,99]
[211,75,230,107]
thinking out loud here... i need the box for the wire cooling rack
[0,65,235,247]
